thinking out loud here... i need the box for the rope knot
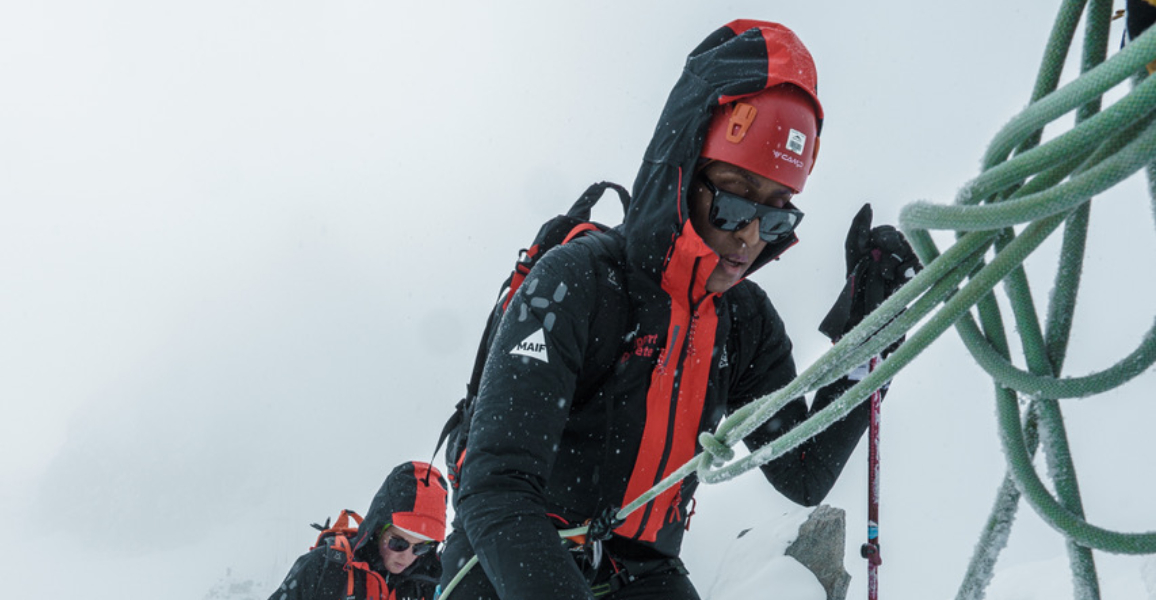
[698,431,734,467]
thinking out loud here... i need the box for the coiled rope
[440,4,1156,597]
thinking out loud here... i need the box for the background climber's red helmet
[700,84,822,193]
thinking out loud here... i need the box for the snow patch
[703,506,825,600]
[1143,556,1156,599]
[986,554,1153,600]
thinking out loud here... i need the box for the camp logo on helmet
[772,149,805,169]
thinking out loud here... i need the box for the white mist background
[2,1,1154,598]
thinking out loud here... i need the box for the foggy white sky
[2,1,1154,598]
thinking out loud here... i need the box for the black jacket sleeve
[270,543,438,600]
[454,245,601,600]
[727,285,876,506]
[750,375,875,506]
[268,546,345,600]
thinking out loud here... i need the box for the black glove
[819,203,921,341]
[1127,0,1156,44]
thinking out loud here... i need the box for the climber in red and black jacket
[271,462,448,600]
[442,20,920,600]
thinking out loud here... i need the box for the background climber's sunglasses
[701,176,804,242]
[383,531,437,556]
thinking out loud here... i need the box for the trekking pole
[860,356,883,600]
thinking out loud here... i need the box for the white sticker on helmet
[787,129,806,155]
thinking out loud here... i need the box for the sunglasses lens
[709,193,757,232]
[709,191,803,242]
[386,534,437,556]
[758,210,803,240]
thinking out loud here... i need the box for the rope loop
[697,432,734,467]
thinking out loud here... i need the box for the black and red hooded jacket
[270,462,448,600]
[450,21,876,600]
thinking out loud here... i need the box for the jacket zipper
[633,257,710,538]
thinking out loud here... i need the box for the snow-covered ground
[3,2,1154,599]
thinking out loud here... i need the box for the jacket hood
[352,461,448,566]
[622,20,821,292]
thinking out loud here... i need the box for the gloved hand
[819,203,921,341]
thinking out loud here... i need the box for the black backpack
[305,509,391,599]
[433,181,631,490]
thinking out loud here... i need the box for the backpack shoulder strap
[579,227,627,264]
[317,529,390,600]
[312,533,358,597]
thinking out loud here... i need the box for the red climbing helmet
[699,21,824,193]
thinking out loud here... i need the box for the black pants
[440,532,700,600]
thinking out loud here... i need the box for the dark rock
[785,505,851,600]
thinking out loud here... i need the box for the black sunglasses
[700,176,804,243]
[383,531,438,556]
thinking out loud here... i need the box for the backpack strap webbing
[311,509,363,550]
